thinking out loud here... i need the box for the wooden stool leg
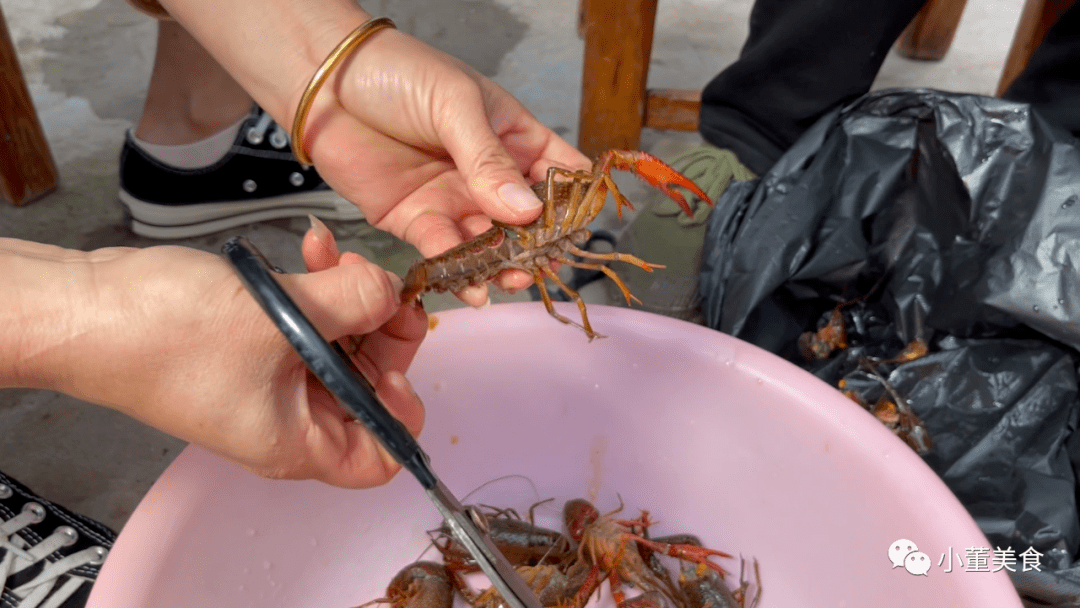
[894,0,969,61]
[644,88,700,132]
[0,5,58,206]
[578,0,659,158]
[997,0,1074,96]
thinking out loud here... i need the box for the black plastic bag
[699,89,1080,602]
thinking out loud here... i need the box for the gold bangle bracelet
[290,17,396,167]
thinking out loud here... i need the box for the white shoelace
[245,110,290,149]
[1,502,108,608]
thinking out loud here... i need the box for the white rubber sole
[120,189,364,239]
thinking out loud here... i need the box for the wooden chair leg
[644,88,700,132]
[0,5,58,206]
[997,0,1074,95]
[578,0,658,158]
[895,0,969,61]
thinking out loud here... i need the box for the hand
[300,24,591,304]
[6,227,428,489]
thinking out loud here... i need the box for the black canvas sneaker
[0,471,115,608]
[119,106,363,239]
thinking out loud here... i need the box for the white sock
[131,117,245,169]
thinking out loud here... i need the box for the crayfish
[400,150,712,341]
[357,561,454,608]
[432,501,576,575]
[364,497,755,608]
[563,499,730,608]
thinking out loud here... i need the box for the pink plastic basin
[88,302,1021,607]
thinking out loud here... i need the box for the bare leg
[135,20,253,145]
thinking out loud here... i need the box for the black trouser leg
[1002,3,1080,137]
[698,0,928,175]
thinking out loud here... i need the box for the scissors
[223,236,543,608]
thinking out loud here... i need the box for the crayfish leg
[570,563,606,608]
[566,178,604,230]
[544,166,595,238]
[558,259,642,306]
[607,569,629,607]
[600,174,637,221]
[533,270,590,338]
[636,536,732,578]
[541,166,560,234]
[536,266,604,341]
[565,244,665,272]
[563,176,590,235]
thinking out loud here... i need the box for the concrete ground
[0,0,1021,533]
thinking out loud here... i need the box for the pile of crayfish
[798,296,933,455]
[359,498,761,608]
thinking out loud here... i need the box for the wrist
[0,240,94,391]
[155,0,373,129]
[0,240,152,417]
[283,6,379,128]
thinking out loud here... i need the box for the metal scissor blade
[427,481,543,608]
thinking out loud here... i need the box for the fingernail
[308,214,332,242]
[497,182,543,212]
[388,273,404,298]
[388,370,420,402]
[479,296,491,309]
[461,285,487,307]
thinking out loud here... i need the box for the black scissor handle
[222,237,435,489]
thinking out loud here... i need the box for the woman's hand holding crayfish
[298,22,592,305]
[0,225,427,489]
[157,0,592,306]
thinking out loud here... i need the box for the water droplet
[242,568,249,574]
[238,585,245,592]
[1033,305,1040,313]
[1060,299,1066,305]
[756,378,763,385]
[309,537,318,547]
[245,528,256,537]
[594,383,599,389]
[263,560,272,570]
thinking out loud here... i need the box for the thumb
[438,103,544,224]
[278,258,404,341]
